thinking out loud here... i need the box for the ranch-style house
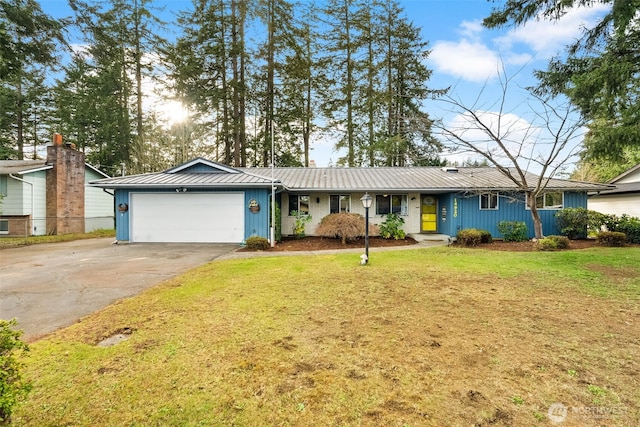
[89,157,612,244]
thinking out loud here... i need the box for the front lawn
[11,246,640,426]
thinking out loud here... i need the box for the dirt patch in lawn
[587,263,640,284]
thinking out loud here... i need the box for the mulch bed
[239,236,417,252]
[240,236,638,252]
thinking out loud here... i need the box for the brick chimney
[46,139,85,235]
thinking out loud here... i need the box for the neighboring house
[588,163,640,218]
[0,144,114,237]
[90,158,611,243]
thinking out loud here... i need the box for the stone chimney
[46,138,85,235]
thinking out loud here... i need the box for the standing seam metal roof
[89,164,613,192]
[242,167,613,192]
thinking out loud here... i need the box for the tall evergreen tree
[0,0,64,159]
[379,1,441,166]
[57,0,165,174]
[321,0,364,166]
[168,0,248,166]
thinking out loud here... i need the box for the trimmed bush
[536,235,570,251]
[316,213,375,245]
[245,236,270,250]
[0,319,31,424]
[379,213,406,240]
[597,231,627,247]
[456,228,482,246]
[497,221,528,242]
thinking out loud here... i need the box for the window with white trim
[535,192,564,210]
[375,194,408,216]
[0,220,8,234]
[288,195,310,216]
[480,192,499,210]
[330,195,351,213]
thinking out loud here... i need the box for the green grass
[10,246,640,426]
[0,229,115,249]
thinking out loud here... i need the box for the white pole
[270,121,276,247]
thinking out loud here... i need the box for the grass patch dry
[11,246,640,426]
[0,229,115,249]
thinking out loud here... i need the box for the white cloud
[430,4,609,83]
[430,39,500,83]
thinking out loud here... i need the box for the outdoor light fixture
[360,193,373,264]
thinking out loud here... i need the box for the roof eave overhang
[88,182,278,189]
[282,186,612,193]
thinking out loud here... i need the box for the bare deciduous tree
[435,71,585,238]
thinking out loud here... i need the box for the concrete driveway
[0,238,237,341]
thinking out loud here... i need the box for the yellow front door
[421,195,437,232]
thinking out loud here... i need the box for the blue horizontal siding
[449,191,586,239]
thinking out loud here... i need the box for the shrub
[616,215,640,244]
[379,213,406,240]
[555,207,589,239]
[497,221,528,242]
[478,229,493,244]
[290,211,312,239]
[536,235,570,251]
[245,236,270,250]
[0,319,31,424]
[315,213,374,245]
[585,210,610,236]
[456,228,482,246]
[273,201,282,242]
[597,231,627,247]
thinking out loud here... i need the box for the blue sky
[40,0,607,168]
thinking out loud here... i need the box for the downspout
[102,188,116,236]
[9,173,34,235]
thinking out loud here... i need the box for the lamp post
[360,193,372,264]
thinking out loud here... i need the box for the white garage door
[130,192,245,243]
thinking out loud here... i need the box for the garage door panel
[130,193,244,243]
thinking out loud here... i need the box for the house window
[330,195,351,213]
[480,192,499,210]
[0,220,8,234]
[375,194,408,216]
[0,175,7,196]
[535,192,564,210]
[289,195,310,216]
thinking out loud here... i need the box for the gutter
[8,173,35,235]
